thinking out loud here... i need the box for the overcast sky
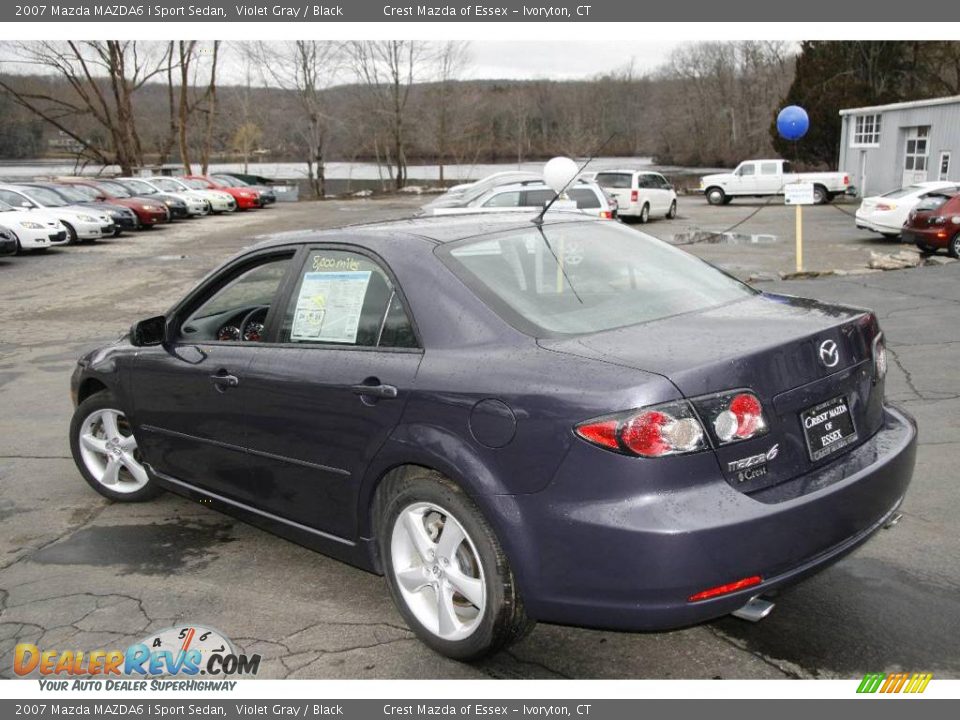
[0,40,689,84]
[460,41,685,79]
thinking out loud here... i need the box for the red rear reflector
[574,419,619,450]
[843,175,849,185]
[631,190,638,203]
[688,575,762,602]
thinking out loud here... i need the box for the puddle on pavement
[670,231,780,246]
[30,522,235,575]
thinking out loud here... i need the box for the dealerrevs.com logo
[14,625,260,690]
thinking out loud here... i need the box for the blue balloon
[777,105,809,141]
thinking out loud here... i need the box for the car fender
[354,425,534,583]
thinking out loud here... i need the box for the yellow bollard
[795,203,803,273]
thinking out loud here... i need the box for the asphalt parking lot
[1,196,958,679]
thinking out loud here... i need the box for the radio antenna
[533,131,619,226]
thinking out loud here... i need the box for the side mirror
[130,315,167,347]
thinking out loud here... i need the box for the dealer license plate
[801,395,858,462]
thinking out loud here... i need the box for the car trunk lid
[540,293,885,494]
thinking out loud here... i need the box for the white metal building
[838,95,960,197]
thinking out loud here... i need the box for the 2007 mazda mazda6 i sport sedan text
[69,213,917,660]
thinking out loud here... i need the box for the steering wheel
[239,305,269,342]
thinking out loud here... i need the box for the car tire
[377,468,534,660]
[949,234,960,259]
[638,203,650,224]
[667,200,678,219]
[69,390,162,503]
[706,187,726,206]
[62,222,79,245]
[813,185,828,205]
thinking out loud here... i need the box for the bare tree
[248,40,341,198]
[427,41,470,183]
[0,41,168,172]
[349,40,429,190]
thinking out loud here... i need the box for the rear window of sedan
[441,222,755,336]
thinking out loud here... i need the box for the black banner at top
[1,0,953,22]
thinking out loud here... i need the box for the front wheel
[667,200,677,219]
[705,187,726,206]
[69,390,162,502]
[378,469,533,660]
[62,222,79,245]
[949,234,960,259]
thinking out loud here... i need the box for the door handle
[351,381,398,399]
[210,371,239,392]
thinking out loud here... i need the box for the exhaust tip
[884,512,904,529]
[731,596,776,623]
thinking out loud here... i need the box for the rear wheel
[813,185,828,205]
[706,187,726,206]
[69,390,161,502]
[667,200,678,219]
[949,234,960,259]
[638,203,650,224]
[378,468,533,660]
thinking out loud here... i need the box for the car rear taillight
[575,401,707,458]
[599,210,613,219]
[875,202,896,211]
[872,332,887,383]
[843,175,850,185]
[691,390,768,446]
[630,190,638,203]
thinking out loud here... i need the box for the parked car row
[0,173,273,258]
[420,168,682,224]
[855,180,960,255]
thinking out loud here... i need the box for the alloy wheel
[77,408,148,494]
[390,501,486,642]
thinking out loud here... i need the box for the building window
[851,114,882,147]
[940,152,952,181]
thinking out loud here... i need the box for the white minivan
[594,170,678,223]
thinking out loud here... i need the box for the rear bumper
[493,404,916,631]
[855,214,901,234]
[903,228,952,249]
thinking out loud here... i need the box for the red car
[182,175,262,210]
[57,178,170,228]
[903,189,960,257]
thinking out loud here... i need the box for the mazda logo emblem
[819,339,839,368]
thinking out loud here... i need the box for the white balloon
[543,157,579,194]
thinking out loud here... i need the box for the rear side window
[760,162,779,175]
[567,188,600,209]
[483,191,521,208]
[279,249,417,348]
[523,189,556,207]
[595,173,632,189]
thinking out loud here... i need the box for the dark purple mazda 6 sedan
[69,213,916,660]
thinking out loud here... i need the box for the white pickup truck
[699,159,852,206]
